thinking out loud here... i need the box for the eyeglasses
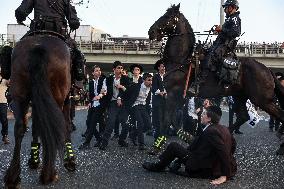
[116,66,123,69]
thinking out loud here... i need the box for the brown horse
[149,4,284,154]
[3,32,75,188]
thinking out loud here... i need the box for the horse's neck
[164,16,194,65]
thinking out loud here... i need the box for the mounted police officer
[15,0,85,81]
[189,0,241,94]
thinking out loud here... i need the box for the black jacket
[15,0,80,31]
[104,75,130,107]
[152,73,166,107]
[88,75,106,107]
[215,11,241,45]
[185,124,236,178]
[123,83,151,109]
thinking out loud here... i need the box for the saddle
[218,52,240,85]
[24,30,66,41]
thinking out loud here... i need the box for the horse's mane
[179,13,195,56]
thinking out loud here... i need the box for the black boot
[234,129,243,135]
[188,69,209,95]
[142,161,166,172]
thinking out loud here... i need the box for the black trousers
[159,142,188,166]
[131,105,152,145]
[159,142,213,178]
[0,103,8,137]
[269,116,280,131]
[152,100,166,139]
[85,106,104,143]
[118,107,130,142]
[102,101,124,144]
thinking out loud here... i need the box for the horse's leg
[229,97,250,133]
[4,101,29,188]
[28,118,41,169]
[62,97,76,172]
[259,102,284,155]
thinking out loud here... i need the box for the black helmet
[222,0,239,10]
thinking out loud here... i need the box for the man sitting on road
[142,105,237,185]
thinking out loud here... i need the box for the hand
[88,103,91,108]
[210,176,227,185]
[214,25,222,33]
[93,95,101,101]
[117,99,122,107]
[115,84,124,89]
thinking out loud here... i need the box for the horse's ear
[176,3,180,9]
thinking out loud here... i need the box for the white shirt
[133,83,151,107]
[112,76,120,101]
[92,78,100,108]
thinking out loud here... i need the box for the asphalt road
[1,108,284,189]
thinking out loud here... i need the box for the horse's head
[148,3,181,41]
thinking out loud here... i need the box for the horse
[148,4,284,154]
[148,3,195,137]
[3,31,76,188]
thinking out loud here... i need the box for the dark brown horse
[149,4,284,154]
[3,32,76,188]
[148,3,195,133]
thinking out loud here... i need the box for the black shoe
[168,159,182,173]
[142,161,165,172]
[94,140,102,147]
[111,134,119,140]
[148,146,161,155]
[99,140,108,151]
[2,135,9,144]
[130,137,138,146]
[79,142,90,150]
[234,130,243,135]
[118,140,128,147]
[138,145,147,151]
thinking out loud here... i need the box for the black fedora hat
[154,59,164,71]
[129,64,143,73]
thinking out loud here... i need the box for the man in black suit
[143,106,237,185]
[99,61,130,150]
[79,65,106,149]
[149,59,167,154]
[119,73,152,150]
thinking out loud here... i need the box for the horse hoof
[40,172,59,185]
[64,161,76,172]
[276,147,284,155]
[4,183,21,189]
[28,159,40,169]
[4,176,21,189]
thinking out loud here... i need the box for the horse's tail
[270,69,284,109]
[28,46,66,167]
[0,46,13,79]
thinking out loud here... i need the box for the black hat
[154,59,164,71]
[275,72,284,78]
[113,61,123,69]
[129,64,143,74]
[222,0,239,9]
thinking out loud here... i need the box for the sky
[0,0,283,43]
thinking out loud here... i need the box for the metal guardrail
[1,33,283,56]
[78,41,284,56]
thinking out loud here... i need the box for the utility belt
[30,15,68,36]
